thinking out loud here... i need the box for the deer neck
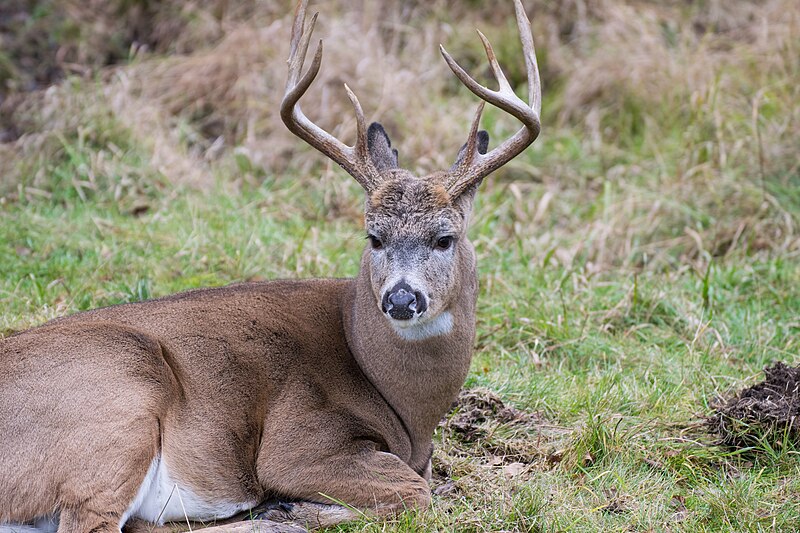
[343,248,478,464]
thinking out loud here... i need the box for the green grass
[2,167,798,531]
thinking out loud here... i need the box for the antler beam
[281,0,381,192]
[440,0,542,197]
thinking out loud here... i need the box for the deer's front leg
[256,446,430,529]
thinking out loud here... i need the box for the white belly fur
[124,455,257,526]
[0,516,58,533]
[1,456,254,532]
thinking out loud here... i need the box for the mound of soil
[708,362,800,448]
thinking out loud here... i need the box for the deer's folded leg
[256,449,430,529]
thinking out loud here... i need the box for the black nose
[381,281,427,320]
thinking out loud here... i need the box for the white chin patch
[391,312,453,341]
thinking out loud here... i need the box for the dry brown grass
[1,0,797,269]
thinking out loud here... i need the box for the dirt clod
[708,362,800,449]
[600,488,629,515]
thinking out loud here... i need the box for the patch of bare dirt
[438,388,567,467]
[432,388,570,501]
[708,362,800,449]
[445,388,544,440]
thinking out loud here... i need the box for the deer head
[281,0,541,339]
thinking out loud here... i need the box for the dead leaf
[503,462,525,477]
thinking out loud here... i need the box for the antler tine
[514,0,541,116]
[287,0,311,86]
[281,0,380,192]
[441,0,542,198]
[343,83,371,164]
[476,30,513,94]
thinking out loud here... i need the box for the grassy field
[1,0,799,531]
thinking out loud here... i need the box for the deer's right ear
[367,122,399,172]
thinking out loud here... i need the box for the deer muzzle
[381,280,428,321]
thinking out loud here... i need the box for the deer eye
[368,235,383,250]
[435,236,454,250]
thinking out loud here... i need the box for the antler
[440,0,542,198]
[281,0,381,192]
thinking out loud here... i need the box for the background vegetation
[1,0,798,530]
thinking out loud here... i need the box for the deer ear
[367,122,399,172]
[450,130,489,172]
[449,130,489,209]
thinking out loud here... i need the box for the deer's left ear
[449,130,489,212]
[367,123,399,172]
[450,130,489,173]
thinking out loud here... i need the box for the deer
[0,0,541,531]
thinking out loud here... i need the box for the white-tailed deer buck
[0,0,541,531]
